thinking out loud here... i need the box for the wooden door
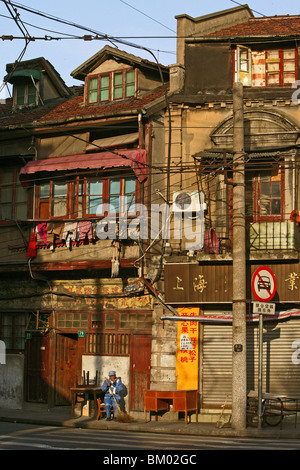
[130,335,151,411]
[25,333,50,403]
[55,333,78,405]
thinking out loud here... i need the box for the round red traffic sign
[251,266,276,302]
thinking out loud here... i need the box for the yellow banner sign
[176,307,199,390]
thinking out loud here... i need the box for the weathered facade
[152,5,300,413]
[0,47,169,412]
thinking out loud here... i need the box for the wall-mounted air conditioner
[172,190,207,213]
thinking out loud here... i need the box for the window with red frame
[87,69,135,104]
[235,46,297,87]
[0,166,29,221]
[36,175,138,219]
[245,165,284,221]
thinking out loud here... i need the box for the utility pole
[231,81,247,430]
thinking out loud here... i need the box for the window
[36,175,138,219]
[0,313,26,351]
[236,46,252,86]
[85,179,103,215]
[88,77,98,103]
[37,180,70,219]
[0,167,28,221]
[245,165,284,221]
[14,82,37,106]
[86,69,136,104]
[100,75,110,101]
[56,313,88,329]
[235,47,297,87]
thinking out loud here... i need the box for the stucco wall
[0,354,24,409]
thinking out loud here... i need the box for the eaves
[0,108,143,133]
[186,35,300,45]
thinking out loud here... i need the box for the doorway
[130,335,151,411]
[24,333,50,403]
[55,333,79,405]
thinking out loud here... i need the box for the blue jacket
[102,378,123,396]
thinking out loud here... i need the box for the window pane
[52,182,67,198]
[109,179,120,213]
[88,77,98,103]
[51,182,67,217]
[125,70,135,97]
[124,177,135,212]
[39,183,50,199]
[271,181,281,198]
[110,179,120,194]
[16,84,25,105]
[271,199,281,215]
[28,83,36,104]
[87,180,103,214]
[0,168,13,219]
[113,73,123,99]
[240,50,249,72]
[100,75,109,101]
[260,181,270,197]
[15,182,27,219]
[105,313,115,329]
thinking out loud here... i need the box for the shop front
[164,262,300,409]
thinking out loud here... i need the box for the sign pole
[251,266,276,430]
[258,313,263,429]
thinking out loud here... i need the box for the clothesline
[27,220,95,258]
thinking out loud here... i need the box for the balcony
[247,220,300,256]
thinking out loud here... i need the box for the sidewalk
[0,403,300,439]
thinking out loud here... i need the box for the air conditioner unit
[172,191,207,213]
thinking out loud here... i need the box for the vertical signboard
[176,307,199,390]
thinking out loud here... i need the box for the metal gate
[202,318,300,408]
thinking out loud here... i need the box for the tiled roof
[0,85,166,128]
[205,15,300,38]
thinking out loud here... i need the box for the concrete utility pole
[231,81,247,430]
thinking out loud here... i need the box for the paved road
[0,422,299,452]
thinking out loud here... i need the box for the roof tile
[205,15,300,38]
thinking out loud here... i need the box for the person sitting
[101,371,124,420]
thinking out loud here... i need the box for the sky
[0,0,300,99]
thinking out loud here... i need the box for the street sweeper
[101,371,124,420]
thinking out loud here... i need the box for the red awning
[19,149,147,185]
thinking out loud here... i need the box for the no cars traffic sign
[251,266,276,302]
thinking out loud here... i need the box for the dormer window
[87,69,136,104]
[15,82,37,107]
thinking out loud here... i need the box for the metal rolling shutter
[202,319,300,408]
[249,319,300,396]
[202,324,232,407]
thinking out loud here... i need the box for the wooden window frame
[13,82,38,107]
[253,166,285,222]
[36,174,139,220]
[86,68,136,105]
[0,166,30,223]
[234,46,297,87]
[243,164,285,223]
[0,312,27,352]
[36,180,74,220]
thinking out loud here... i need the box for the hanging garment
[26,231,36,258]
[37,222,50,246]
[62,222,78,249]
[77,221,92,241]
